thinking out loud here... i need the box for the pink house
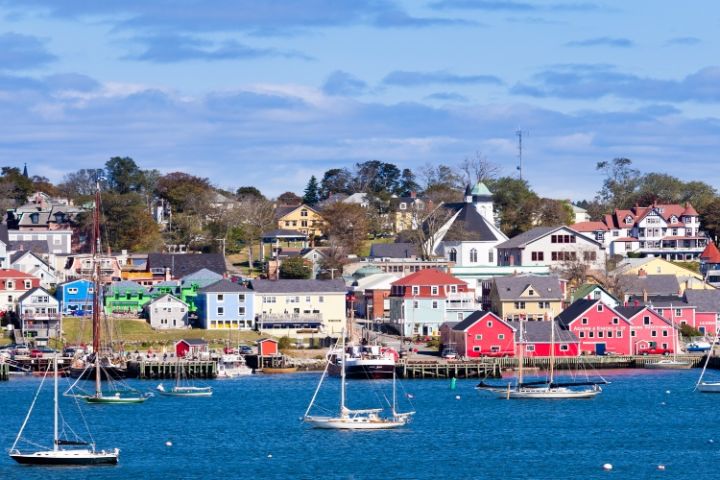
[556,299,631,355]
[616,306,676,354]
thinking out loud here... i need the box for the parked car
[14,345,30,356]
[30,346,56,358]
[638,347,672,355]
[238,345,254,355]
[687,341,712,352]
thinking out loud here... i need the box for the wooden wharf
[127,360,217,379]
[0,361,8,380]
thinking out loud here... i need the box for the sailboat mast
[518,316,525,385]
[392,367,397,413]
[93,182,102,397]
[340,328,346,412]
[549,313,555,385]
[53,354,59,451]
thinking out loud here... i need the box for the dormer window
[30,213,39,224]
[624,215,633,224]
[670,215,677,223]
[300,209,308,217]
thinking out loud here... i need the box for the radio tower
[516,129,526,181]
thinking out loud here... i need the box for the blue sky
[0,0,719,200]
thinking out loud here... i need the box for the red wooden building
[556,299,631,355]
[175,338,209,358]
[616,306,675,354]
[257,338,279,356]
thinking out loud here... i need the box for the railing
[258,313,323,321]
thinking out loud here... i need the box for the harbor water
[1,368,719,479]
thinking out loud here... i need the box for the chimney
[642,288,647,303]
[638,268,646,278]
[164,267,171,282]
[409,191,416,199]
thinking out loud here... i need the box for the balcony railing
[258,312,323,322]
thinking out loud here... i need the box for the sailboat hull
[697,382,720,393]
[490,387,601,399]
[304,416,408,430]
[644,361,692,370]
[69,365,127,380]
[84,395,148,404]
[10,449,119,465]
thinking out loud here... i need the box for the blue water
[1,369,719,479]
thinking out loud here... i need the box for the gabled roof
[274,204,322,220]
[617,274,680,296]
[18,287,57,304]
[571,221,609,232]
[682,202,699,216]
[368,242,417,259]
[437,203,501,242]
[106,280,148,296]
[493,275,562,301]
[452,311,509,332]
[147,253,226,278]
[701,242,720,264]
[391,268,466,287]
[556,299,599,328]
[0,268,35,279]
[58,278,93,288]
[10,250,49,268]
[615,306,673,326]
[148,293,188,306]
[8,240,48,254]
[571,284,618,303]
[178,338,208,345]
[684,289,720,313]
[199,279,250,294]
[0,224,8,245]
[180,268,223,287]
[250,278,346,294]
[496,226,597,250]
[506,320,579,344]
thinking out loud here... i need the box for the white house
[496,226,606,270]
[145,294,190,330]
[10,250,58,289]
[17,287,61,341]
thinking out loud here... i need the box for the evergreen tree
[303,175,320,205]
[398,168,420,196]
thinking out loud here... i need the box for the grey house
[145,294,190,330]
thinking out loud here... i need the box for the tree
[407,204,454,260]
[303,176,320,205]
[279,256,312,279]
[236,186,265,201]
[487,177,540,236]
[0,167,33,204]
[420,163,464,204]
[105,156,146,194]
[317,245,349,279]
[398,168,420,196]
[97,192,163,251]
[229,197,276,271]
[155,172,213,214]
[320,203,369,255]
[353,160,402,198]
[536,198,574,227]
[596,158,641,209]
[459,151,500,185]
[58,168,105,199]
[633,173,684,206]
[701,198,720,242]
[319,168,353,199]
[680,181,717,212]
[277,191,302,206]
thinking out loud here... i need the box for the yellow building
[613,257,714,293]
[489,275,564,321]
[275,204,325,238]
[251,278,347,339]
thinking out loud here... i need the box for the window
[630,329,636,337]
[301,220,308,227]
[488,251,494,263]
[589,331,594,338]
[319,296,324,303]
[675,308,681,317]
[217,307,225,316]
[531,252,544,261]
[68,288,78,294]
[487,321,493,327]
[607,331,613,338]
[581,318,588,325]
[217,294,224,302]
[6,281,13,289]
[598,331,604,338]
[238,294,245,303]
[306,296,311,303]
[643,316,651,325]
[475,334,483,340]
[514,302,525,309]
[612,317,619,324]
[538,301,550,308]
[300,209,308,217]
[238,307,245,316]
[498,334,505,340]
[412,286,419,295]
[431,301,439,309]
[559,345,569,351]
[23,280,31,289]
[399,202,407,210]
[583,251,597,262]
[412,301,419,308]
[449,285,457,293]
[431,286,439,295]
[651,330,657,337]
[526,345,535,352]
[469,249,478,263]
[579,331,585,338]
[662,330,668,337]
[264,296,276,303]
[472,346,481,352]
[528,289,535,296]
[625,215,633,224]
[449,248,457,263]
[597,304,603,312]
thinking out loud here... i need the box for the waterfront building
[700,242,720,287]
[616,272,680,302]
[103,280,151,314]
[556,299,631,355]
[0,269,41,313]
[612,257,711,293]
[17,287,61,343]
[571,202,708,260]
[388,268,479,337]
[251,278,346,337]
[615,306,676,354]
[488,274,564,321]
[175,338,208,358]
[146,253,226,282]
[179,268,224,312]
[349,273,400,320]
[683,290,720,334]
[507,319,580,357]
[195,279,253,330]
[56,279,94,315]
[257,338,279,356]
[145,294,190,329]
[443,311,515,358]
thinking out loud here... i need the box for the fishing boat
[156,355,213,397]
[9,355,119,466]
[303,329,414,429]
[65,182,149,405]
[217,353,252,378]
[696,337,720,392]
[644,316,691,370]
[476,315,606,399]
[328,344,397,380]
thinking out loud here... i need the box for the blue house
[196,279,254,330]
[56,279,94,316]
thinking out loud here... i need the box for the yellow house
[251,278,347,339]
[613,257,714,293]
[490,275,564,321]
[275,204,325,238]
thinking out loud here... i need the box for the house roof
[495,226,561,249]
[147,253,226,278]
[368,242,417,259]
[506,320,579,344]
[452,311,508,332]
[391,268,466,287]
[470,182,493,198]
[148,293,188,306]
[682,202,699,216]
[493,275,562,301]
[571,221,609,232]
[701,242,720,264]
[58,278,93,288]
[635,295,687,308]
[17,287,56,304]
[274,204,321,220]
[684,289,720,313]
[0,268,35,279]
[571,284,617,303]
[261,229,309,239]
[199,279,250,293]
[617,274,680,296]
[10,250,46,265]
[106,280,148,295]
[0,224,8,245]
[9,240,48,254]
[178,338,208,345]
[615,305,646,319]
[438,203,501,242]
[250,278,346,294]
[556,299,599,328]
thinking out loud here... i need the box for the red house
[556,299,631,355]
[616,306,675,354]
[447,311,515,358]
[685,290,720,334]
[175,338,209,358]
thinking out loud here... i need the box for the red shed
[175,338,209,358]
[257,338,279,357]
[556,299,631,355]
[451,311,515,358]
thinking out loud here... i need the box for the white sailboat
[303,329,414,429]
[477,315,605,399]
[9,355,120,466]
[645,312,691,370]
[695,336,720,392]
[157,355,213,397]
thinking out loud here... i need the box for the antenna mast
[516,129,524,181]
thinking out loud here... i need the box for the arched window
[449,248,457,263]
[469,248,478,263]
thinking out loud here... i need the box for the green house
[104,280,151,314]
[179,268,223,312]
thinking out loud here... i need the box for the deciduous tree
[320,203,369,255]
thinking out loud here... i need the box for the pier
[0,361,7,381]
[127,360,217,379]
[398,360,502,379]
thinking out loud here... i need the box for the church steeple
[22,163,28,178]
